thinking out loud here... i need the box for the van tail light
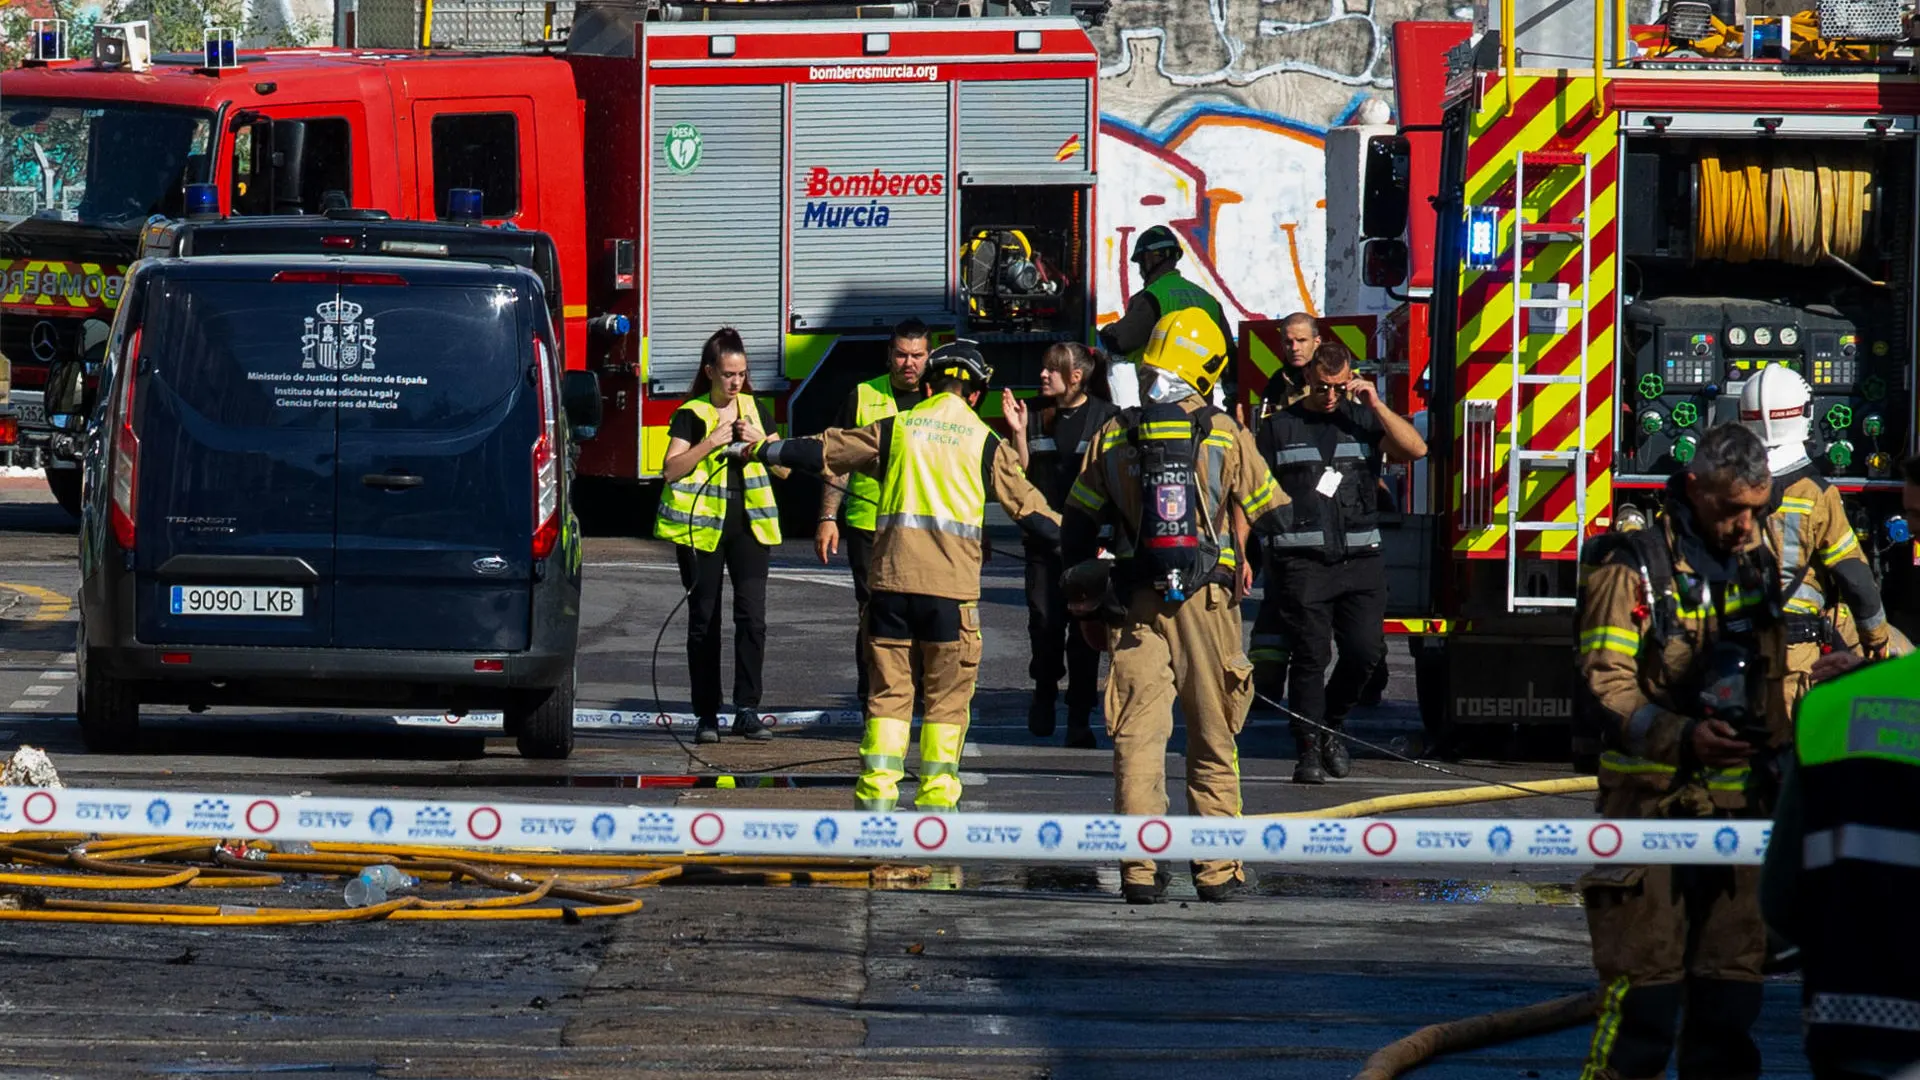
[530,337,560,561]
[0,415,17,446]
[109,328,143,551]
[270,270,406,286]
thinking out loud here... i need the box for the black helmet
[1131,225,1182,264]
[928,339,993,387]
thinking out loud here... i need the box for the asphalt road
[0,475,1814,1078]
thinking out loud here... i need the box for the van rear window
[147,278,524,429]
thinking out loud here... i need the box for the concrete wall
[1091,0,1456,329]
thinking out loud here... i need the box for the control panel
[1623,297,1906,480]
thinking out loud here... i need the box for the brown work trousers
[1105,582,1255,889]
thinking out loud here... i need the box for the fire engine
[0,2,1102,521]
[1314,0,1920,757]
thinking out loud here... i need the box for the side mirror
[269,119,309,214]
[561,369,603,438]
[1361,134,1411,240]
[1362,238,1409,289]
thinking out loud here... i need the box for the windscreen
[0,99,215,227]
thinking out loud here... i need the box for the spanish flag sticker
[1054,134,1084,162]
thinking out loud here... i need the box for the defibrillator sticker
[1155,484,1186,521]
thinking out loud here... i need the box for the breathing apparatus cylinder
[1131,402,1211,603]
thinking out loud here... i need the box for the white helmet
[1737,363,1813,474]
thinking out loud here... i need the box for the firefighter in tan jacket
[739,341,1060,813]
[1063,308,1293,905]
[1738,364,1895,713]
[1574,424,1787,1080]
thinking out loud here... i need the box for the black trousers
[846,525,875,706]
[1024,545,1099,711]
[1263,553,1387,726]
[675,497,769,719]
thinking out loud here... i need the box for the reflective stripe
[1101,429,1128,451]
[1242,477,1280,517]
[1345,529,1381,548]
[1859,608,1889,631]
[743,473,773,490]
[1028,437,1057,453]
[1069,479,1106,512]
[1780,498,1814,515]
[855,798,897,812]
[1804,824,1920,871]
[875,512,984,541]
[1272,530,1325,548]
[1601,751,1749,790]
[1807,992,1920,1034]
[918,761,961,777]
[1272,447,1323,466]
[745,504,781,522]
[1218,546,1239,570]
[1581,976,1633,1080]
[1203,432,1234,450]
[1579,626,1641,656]
[1332,441,1367,460]
[860,754,906,773]
[1821,529,1862,564]
[1784,594,1824,615]
[657,506,725,530]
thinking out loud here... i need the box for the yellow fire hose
[1262,775,1597,819]
[0,831,931,926]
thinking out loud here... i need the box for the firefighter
[1098,225,1232,412]
[1737,363,1892,712]
[815,318,930,712]
[1575,422,1787,1080]
[1064,307,1292,904]
[1762,645,1920,1079]
[657,328,786,743]
[1003,342,1120,748]
[1253,341,1427,784]
[740,341,1059,813]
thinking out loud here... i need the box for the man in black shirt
[1004,343,1119,747]
[1254,342,1426,783]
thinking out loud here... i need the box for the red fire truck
[0,5,1101,518]
[1338,2,1920,757]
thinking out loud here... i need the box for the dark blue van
[76,250,598,759]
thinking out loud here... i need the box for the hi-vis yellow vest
[877,392,989,542]
[655,394,782,552]
[846,376,904,531]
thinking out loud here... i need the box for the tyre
[511,666,575,760]
[76,646,140,753]
[45,467,81,519]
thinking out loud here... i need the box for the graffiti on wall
[1091,0,1451,326]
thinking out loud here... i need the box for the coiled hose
[1696,149,1874,267]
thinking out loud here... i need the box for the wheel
[511,666,575,760]
[45,467,81,519]
[76,643,140,752]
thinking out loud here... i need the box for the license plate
[11,402,42,426]
[169,585,304,617]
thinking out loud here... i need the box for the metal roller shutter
[791,83,952,331]
[648,84,785,392]
[957,79,1091,177]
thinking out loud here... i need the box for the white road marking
[5,700,49,710]
[22,685,58,697]
[39,671,73,681]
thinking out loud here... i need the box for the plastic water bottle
[342,864,415,907]
[342,871,386,908]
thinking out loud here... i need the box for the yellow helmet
[1140,306,1229,397]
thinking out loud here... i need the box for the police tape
[0,786,1775,865]
[391,709,863,730]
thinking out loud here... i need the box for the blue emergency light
[205,37,234,67]
[37,29,62,60]
[184,183,220,220]
[447,188,485,222]
[1465,205,1499,270]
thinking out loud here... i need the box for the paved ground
[0,474,1813,1078]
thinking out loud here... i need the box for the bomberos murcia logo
[802,167,945,230]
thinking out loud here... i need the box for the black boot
[1321,721,1352,779]
[1122,868,1170,905]
[1027,685,1057,737]
[695,716,721,744]
[1292,729,1327,784]
[1064,707,1097,749]
[731,707,772,742]
[1195,870,1251,903]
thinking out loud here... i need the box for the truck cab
[0,42,590,511]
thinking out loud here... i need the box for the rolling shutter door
[791,83,952,331]
[647,84,784,392]
[957,79,1092,179]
